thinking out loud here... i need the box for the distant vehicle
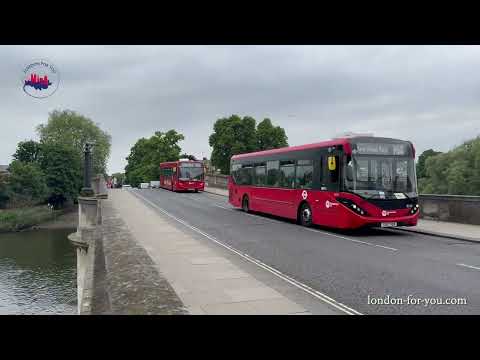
[122,184,131,188]
[150,180,160,189]
[229,134,419,230]
[140,183,150,189]
[160,160,205,192]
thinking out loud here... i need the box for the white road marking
[304,228,398,252]
[214,204,230,210]
[457,263,480,271]
[130,190,362,315]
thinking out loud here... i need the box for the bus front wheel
[242,195,250,213]
[299,202,313,227]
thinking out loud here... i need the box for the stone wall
[205,174,229,189]
[418,194,480,225]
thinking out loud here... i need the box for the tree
[6,161,48,207]
[416,149,442,179]
[37,109,111,175]
[419,136,480,195]
[209,115,257,174]
[125,130,185,187]
[12,140,42,163]
[39,143,82,208]
[0,173,10,208]
[180,153,197,161]
[256,118,288,151]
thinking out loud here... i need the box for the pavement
[108,189,339,314]
[204,186,480,243]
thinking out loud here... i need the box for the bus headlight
[410,204,419,214]
[337,198,368,216]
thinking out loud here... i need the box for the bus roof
[160,160,203,167]
[231,138,352,160]
[231,136,413,160]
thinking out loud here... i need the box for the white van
[150,181,160,189]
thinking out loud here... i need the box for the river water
[0,228,77,315]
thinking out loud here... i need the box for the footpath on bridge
[203,186,480,243]
[108,189,333,315]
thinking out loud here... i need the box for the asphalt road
[131,188,480,315]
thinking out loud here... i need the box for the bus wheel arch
[242,194,250,213]
[297,201,313,227]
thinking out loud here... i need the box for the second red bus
[160,160,205,192]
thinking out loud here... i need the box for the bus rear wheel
[299,202,313,227]
[242,195,250,213]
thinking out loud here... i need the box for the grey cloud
[1,45,480,173]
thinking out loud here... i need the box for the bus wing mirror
[346,166,353,181]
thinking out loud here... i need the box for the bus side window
[296,160,313,189]
[255,165,266,186]
[267,160,280,187]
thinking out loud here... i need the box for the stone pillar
[69,196,100,314]
[68,232,89,313]
[96,175,108,199]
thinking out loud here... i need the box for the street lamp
[81,142,95,197]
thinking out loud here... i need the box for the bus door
[319,152,341,226]
[313,155,341,227]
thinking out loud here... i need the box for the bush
[6,161,48,208]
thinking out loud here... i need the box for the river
[0,228,77,314]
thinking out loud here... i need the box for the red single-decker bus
[228,135,419,230]
[160,160,205,192]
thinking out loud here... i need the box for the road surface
[130,188,480,315]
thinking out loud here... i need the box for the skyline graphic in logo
[22,60,60,98]
[24,73,52,90]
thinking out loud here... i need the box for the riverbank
[0,206,77,233]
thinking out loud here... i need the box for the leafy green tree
[419,136,480,195]
[209,115,257,174]
[416,149,442,178]
[12,140,42,163]
[0,173,10,208]
[39,143,82,208]
[180,153,198,161]
[37,109,111,175]
[6,161,48,207]
[125,130,185,187]
[256,118,288,151]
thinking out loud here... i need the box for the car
[122,184,132,189]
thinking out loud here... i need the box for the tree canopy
[416,149,442,179]
[4,161,48,208]
[256,118,288,151]
[125,130,185,187]
[39,142,82,207]
[12,140,42,163]
[209,115,288,174]
[418,136,480,195]
[37,109,111,175]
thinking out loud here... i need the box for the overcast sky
[1,45,479,174]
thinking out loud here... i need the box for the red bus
[160,160,205,192]
[228,135,419,230]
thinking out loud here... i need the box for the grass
[0,206,62,233]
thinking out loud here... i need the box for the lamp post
[81,142,95,197]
